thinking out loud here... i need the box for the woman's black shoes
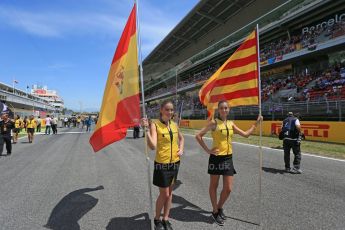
[154,219,164,230]
[218,208,227,220]
[211,212,224,226]
[162,220,173,230]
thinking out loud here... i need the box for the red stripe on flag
[89,94,140,152]
[111,5,137,64]
[236,37,256,52]
[209,88,259,103]
[199,70,257,103]
[213,71,257,88]
[222,54,257,71]
[200,78,217,103]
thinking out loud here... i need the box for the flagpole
[256,24,263,226]
[135,1,154,230]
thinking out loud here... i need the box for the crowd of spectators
[302,65,345,101]
[261,72,318,101]
[147,63,345,117]
[260,19,345,62]
[146,66,217,99]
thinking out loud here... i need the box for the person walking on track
[26,115,37,143]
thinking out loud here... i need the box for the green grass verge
[180,128,345,160]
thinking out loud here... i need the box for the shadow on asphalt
[170,194,213,224]
[44,185,104,230]
[106,213,151,230]
[262,167,287,174]
[227,216,260,226]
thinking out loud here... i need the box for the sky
[0,0,198,111]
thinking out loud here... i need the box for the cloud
[0,1,191,57]
[0,5,126,38]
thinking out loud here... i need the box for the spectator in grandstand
[45,115,52,135]
[281,112,302,174]
[140,100,184,230]
[0,112,15,156]
[195,101,262,226]
[36,116,42,133]
[26,115,37,143]
[13,115,23,144]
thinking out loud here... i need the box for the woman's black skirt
[208,155,236,176]
[153,161,180,188]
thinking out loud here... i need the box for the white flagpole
[256,24,263,226]
[135,1,154,230]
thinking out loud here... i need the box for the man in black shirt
[281,112,302,174]
[0,112,15,156]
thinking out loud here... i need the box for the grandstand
[143,0,345,121]
[0,81,56,117]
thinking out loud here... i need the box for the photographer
[281,112,302,174]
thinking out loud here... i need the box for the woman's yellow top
[15,119,23,128]
[26,119,37,129]
[154,120,179,164]
[211,119,234,156]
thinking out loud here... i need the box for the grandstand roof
[144,0,255,64]
[143,0,284,77]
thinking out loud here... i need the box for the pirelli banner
[179,120,345,144]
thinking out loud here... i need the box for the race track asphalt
[0,127,344,230]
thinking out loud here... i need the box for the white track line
[183,133,345,163]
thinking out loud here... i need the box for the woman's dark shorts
[13,128,20,134]
[153,161,180,188]
[27,128,35,134]
[208,155,236,176]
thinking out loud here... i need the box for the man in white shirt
[45,115,52,135]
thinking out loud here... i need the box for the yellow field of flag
[199,29,259,116]
[90,4,140,152]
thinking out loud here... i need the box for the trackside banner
[179,120,345,144]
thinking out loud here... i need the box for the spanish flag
[199,29,259,117]
[90,4,140,152]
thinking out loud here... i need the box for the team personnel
[141,100,184,230]
[36,116,42,132]
[26,115,37,143]
[195,101,262,226]
[51,115,58,134]
[0,112,15,156]
[13,115,23,144]
[281,112,302,174]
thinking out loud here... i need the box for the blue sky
[0,0,198,111]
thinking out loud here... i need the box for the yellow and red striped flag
[199,29,259,117]
[90,4,140,152]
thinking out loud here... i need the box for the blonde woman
[141,100,184,230]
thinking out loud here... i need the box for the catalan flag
[199,29,259,116]
[90,4,140,152]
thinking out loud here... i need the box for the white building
[31,85,64,112]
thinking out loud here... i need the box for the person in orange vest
[195,100,262,226]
